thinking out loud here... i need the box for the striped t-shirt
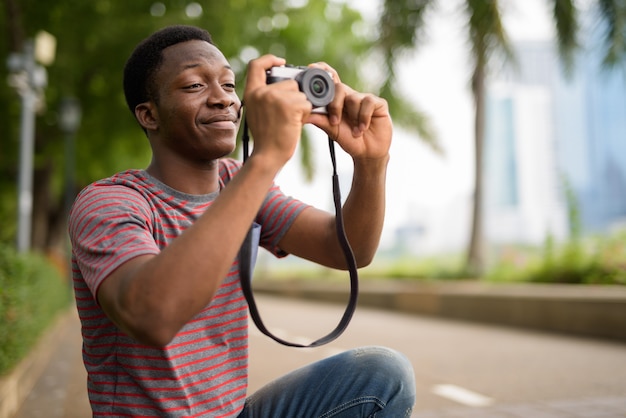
[69,158,307,417]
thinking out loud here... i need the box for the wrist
[244,151,285,180]
[353,153,390,174]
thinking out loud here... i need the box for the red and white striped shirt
[69,158,307,417]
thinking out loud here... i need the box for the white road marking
[432,384,494,407]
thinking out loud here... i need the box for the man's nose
[207,85,236,108]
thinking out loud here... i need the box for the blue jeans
[239,346,415,417]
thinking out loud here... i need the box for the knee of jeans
[351,346,415,389]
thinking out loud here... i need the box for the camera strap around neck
[238,113,359,347]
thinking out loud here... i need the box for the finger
[308,62,341,83]
[355,94,378,135]
[244,55,286,95]
[344,93,383,137]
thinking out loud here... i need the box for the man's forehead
[161,40,230,71]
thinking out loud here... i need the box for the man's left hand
[305,62,392,162]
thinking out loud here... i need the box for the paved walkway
[11,309,90,418]
[6,305,626,417]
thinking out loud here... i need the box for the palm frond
[465,0,513,68]
[551,0,579,76]
[377,0,439,149]
[379,0,436,56]
[597,0,626,68]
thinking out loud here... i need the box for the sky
[274,0,556,254]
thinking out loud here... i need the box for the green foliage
[486,231,626,285]
[0,246,71,375]
[256,252,471,282]
[597,0,626,68]
[551,0,579,75]
[359,253,472,280]
[350,230,626,285]
[1,0,435,250]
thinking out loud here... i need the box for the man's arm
[95,55,312,348]
[278,156,388,269]
[96,156,285,347]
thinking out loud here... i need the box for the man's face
[150,40,241,162]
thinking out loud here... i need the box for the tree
[377,0,625,275]
[0,0,434,254]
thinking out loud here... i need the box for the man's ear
[135,102,159,132]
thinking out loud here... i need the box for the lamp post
[7,32,54,253]
[59,97,81,218]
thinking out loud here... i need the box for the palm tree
[377,0,624,276]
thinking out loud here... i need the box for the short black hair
[123,25,214,115]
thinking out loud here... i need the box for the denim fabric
[239,346,415,417]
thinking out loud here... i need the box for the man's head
[123,25,241,163]
[123,25,214,116]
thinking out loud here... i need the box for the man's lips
[202,114,238,125]
[200,114,238,130]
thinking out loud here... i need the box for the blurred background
[2,0,626,284]
[1,1,626,415]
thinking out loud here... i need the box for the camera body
[266,65,335,113]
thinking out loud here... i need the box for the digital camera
[266,65,335,113]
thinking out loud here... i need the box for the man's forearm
[341,155,390,267]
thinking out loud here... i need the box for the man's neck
[146,156,221,195]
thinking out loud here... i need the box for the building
[484,26,626,246]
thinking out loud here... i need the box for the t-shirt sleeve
[219,158,309,258]
[256,184,309,257]
[68,184,160,297]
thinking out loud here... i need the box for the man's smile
[201,113,238,128]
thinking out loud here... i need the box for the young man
[69,25,415,417]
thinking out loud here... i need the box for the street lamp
[59,97,81,218]
[59,97,81,134]
[7,31,56,253]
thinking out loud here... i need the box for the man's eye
[186,83,203,89]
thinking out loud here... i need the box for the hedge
[0,246,72,375]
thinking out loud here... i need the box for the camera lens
[311,78,326,96]
[295,68,335,108]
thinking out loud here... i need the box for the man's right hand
[243,55,313,168]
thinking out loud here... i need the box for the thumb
[243,55,286,96]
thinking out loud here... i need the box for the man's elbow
[355,251,375,269]
[131,325,177,348]
[334,247,376,270]
[109,297,183,348]
[120,314,180,348]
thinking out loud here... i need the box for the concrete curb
[253,280,626,342]
[0,309,73,418]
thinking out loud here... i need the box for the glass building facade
[484,21,626,244]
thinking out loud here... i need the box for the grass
[255,230,626,286]
[486,231,626,285]
[0,245,72,375]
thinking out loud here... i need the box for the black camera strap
[238,113,359,347]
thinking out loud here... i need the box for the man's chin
[214,141,237,159]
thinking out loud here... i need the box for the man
[69,25,415,417]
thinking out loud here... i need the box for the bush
[361,253,470,280]
[487,231,626,285]
[0,246,72,375]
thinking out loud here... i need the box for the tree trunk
[2,0,24,51]
[31,162,54,251]
[466,61,486,276]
